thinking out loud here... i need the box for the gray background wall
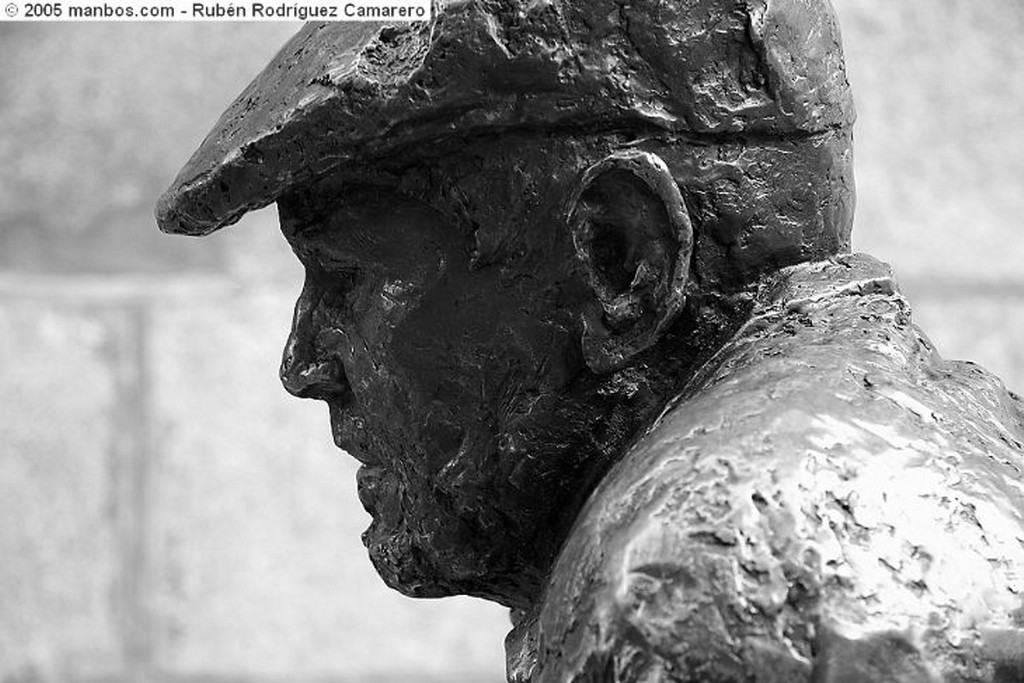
[1,3,1023,682]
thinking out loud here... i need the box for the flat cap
[157,0,855,236]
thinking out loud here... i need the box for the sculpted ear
[568,151,693,374]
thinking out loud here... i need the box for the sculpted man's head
[157,0,854,610]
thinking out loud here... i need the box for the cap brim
[156,22,387,236]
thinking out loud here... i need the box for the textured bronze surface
[157,2,1024,681]
[533,255,1024,682]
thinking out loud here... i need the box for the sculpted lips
[331,403,390,514]
[328,401,382,465]
[355,465,386,513]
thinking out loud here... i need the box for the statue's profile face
[261,122,847,607]
[275,135,669,606]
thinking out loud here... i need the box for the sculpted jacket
[515,254,1024,683]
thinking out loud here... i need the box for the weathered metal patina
[157,2,1024,681]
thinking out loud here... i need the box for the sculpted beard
[347,363,665,608]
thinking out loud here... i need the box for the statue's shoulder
[531,255,1024,683]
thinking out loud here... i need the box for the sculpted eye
[316,267,360,312]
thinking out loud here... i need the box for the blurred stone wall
[836,0,1024,386]
[1,4,1023,682]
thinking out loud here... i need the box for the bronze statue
[156,3,1024,681]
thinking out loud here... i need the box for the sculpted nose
[279,280,351,402]
[280,338,349,400]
